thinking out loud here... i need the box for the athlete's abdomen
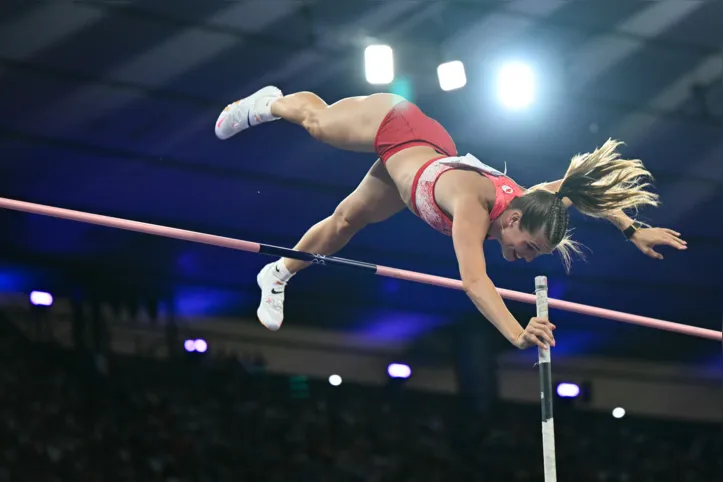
[384,146,449,208]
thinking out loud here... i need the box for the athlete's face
[497,211,552,263]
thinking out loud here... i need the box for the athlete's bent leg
[282,160,404,272]
[256,160,405,330]
[271,92,404,152]
[215,86,404,152]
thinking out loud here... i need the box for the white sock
[258,97,280,122]
[272,259,293,282]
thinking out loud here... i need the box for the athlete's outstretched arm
[451,195,555,350]
[539,180,687,259]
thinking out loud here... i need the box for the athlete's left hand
[630,227,687,260]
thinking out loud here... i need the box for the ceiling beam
[1,125,720,192]
[63,2,723,124]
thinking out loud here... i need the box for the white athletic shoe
[215,86,283,140]
[256,261,293,331]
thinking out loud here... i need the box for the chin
[502,249,520,262]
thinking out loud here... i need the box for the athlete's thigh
[337,159,406,223]
[321,93,405,152]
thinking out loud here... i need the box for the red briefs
[374,100,457,164]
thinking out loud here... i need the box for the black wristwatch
[623,221,642,240]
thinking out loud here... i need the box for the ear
[507,210,521,227]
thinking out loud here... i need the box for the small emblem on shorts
[502,185,514,194]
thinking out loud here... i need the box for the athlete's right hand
[514,317,556,350]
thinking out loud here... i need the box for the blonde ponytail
[558,139,660,218]
[508,139,660,272]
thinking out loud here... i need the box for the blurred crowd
[0,321,719,482]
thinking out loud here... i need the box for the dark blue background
[0,0,720,366]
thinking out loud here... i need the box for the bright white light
[556,382,580,398]
[437,60,467,91]
[328,374,342,386]
[184,339,208,353]
[387,363,411,379]
[612,407,626,419]
[365,45,394,85]
[30,291,53,306]
[194,339,208,353]
[497,62,535,109]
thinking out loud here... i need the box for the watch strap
[623,221,642,240]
